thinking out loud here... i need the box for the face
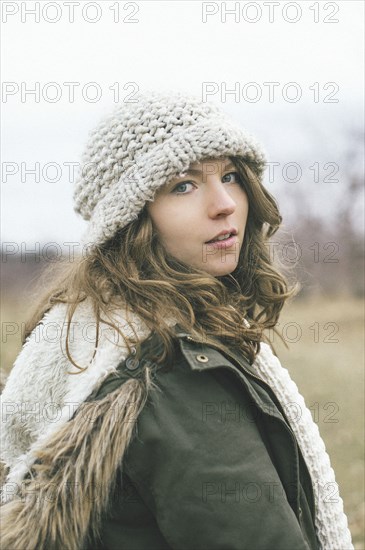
[146,157,249,277]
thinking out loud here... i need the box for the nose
[206,178,236,218]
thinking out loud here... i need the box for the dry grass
[1,293,364,547]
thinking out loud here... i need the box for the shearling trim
[0,298,176,489]
[0,369,156,550]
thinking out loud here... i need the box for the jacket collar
[173,323,256,376]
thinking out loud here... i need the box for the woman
[0,91,353,549]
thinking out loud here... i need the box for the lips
[205,229,238,244]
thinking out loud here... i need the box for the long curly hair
[24,156,297,370]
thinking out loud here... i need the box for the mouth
[205,229,238,244]
[204,230,239,250]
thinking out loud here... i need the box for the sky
[1,0,364,246]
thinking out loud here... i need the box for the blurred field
[272,296,364,549]
[1,293,364,547]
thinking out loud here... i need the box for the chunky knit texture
[0,301,353,549]
[73,90,267,246]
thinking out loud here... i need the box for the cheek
[235,189,249,218]
[148,202,177,244]
[147,201,165,231]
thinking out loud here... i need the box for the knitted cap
[74,90,266,247]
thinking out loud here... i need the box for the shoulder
[1,299,153,401]
[0,299,154,469]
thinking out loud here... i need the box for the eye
[171,181,194,194]
[222,171,241,184]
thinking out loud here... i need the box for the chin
[205,262,238,277]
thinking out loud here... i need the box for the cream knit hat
[73,90,266,247]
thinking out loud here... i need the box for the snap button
[126,357,140,371]
[196,354,209,363]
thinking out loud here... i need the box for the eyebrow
[182,162,236,176]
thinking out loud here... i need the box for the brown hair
[25,156,297,370]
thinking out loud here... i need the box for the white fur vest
[0,300,353,549]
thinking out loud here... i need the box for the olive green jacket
[88,327,319,550]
